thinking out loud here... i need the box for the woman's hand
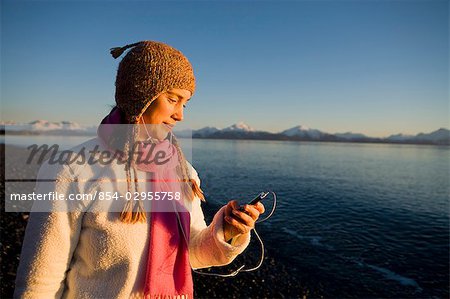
[223,200,265,243]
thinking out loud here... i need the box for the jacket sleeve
[187,164,251,269]
[14,162,85,299]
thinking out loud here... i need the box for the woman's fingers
[223,200,266,241]
[255,202,265,214]
[224,215,250,234]
[224,200,238,217]
[230,200,239,210]
[231,209,256,228]
[241,203,264,221]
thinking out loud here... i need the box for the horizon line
[0,119,448,139]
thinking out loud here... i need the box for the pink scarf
[98,107,194,299]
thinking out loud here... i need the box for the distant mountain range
[1,120,449,145]
[1,120,98,135]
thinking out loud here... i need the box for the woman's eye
[168,98,177,103]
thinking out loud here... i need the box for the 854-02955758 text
[9,191,182,201]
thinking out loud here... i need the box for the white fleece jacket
[14,138,250,299]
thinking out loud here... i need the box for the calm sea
[4,136,449,298]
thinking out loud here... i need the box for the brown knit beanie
[112,40,196,124]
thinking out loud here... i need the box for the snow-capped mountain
[1,120,97,135]
[191,122,277,140]
[386,128,450,143]
[222,122,255,132]
[413,128,450,143]
[280,125,328,139]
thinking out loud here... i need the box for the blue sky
[1,0,448,137]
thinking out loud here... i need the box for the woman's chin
[156,126,171,140]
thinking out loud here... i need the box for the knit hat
[112,41,196,124]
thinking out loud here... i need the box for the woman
[14,41,265,298]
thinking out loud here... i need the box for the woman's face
[139,88,191,140]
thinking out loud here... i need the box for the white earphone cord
[141,118,173,144]
[174,191,277,278]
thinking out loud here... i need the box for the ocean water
[4,136,449,298]
[189,139,449,298]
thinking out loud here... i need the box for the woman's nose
[172,105,184,122]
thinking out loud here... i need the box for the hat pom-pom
[110,47,126,59]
